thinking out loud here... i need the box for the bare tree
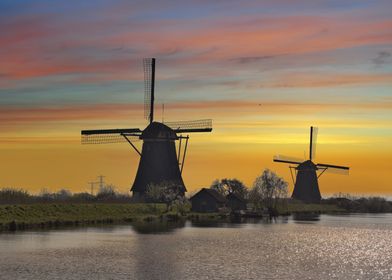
[249,169,288,214]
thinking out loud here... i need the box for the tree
[39,188,54,202]
[56,189,72,201]
[96,184,116,201]
[72,192,95,202]
[145,181,185,211]
[249,169,288,213]
[145,183,163,203]
[210,178,248,199]
[210,179,226,196]
[0,188,31,204]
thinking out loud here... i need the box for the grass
[0,201,352,232]
[283,202,344,214]
[0,203,166,231]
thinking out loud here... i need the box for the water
[1,214,392,280]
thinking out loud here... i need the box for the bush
[0,188,31,204]
[96,184,117,201]
[326,194,392,213]
[0,185,133,204]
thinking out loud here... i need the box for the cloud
[231,55,280,64]
[1,99,391,128]
[259,72,392,88]
[372,51,391,66]
[1,9,391,84]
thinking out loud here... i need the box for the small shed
[226,192,247,211]
[190,188,226,212]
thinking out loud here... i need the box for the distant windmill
[273,126,349,203]
[81,58,212,200]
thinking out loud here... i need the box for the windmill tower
[81,58,212,200]
[273,126,349,203]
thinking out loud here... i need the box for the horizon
[0,1,391,196]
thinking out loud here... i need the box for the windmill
[81,58,212,200]
[273,126,349,203]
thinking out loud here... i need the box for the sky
[0,0,391,196]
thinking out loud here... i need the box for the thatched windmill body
[81,58,212,199]
[273,127,349,203]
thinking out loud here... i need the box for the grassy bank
[0,200,382,232]
[284,202,344,214]
[0,203,166,231]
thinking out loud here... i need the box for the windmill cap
[297,160,317,170]
[141,122,177,140]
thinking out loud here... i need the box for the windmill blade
[82,134,141,144]
[164,119,212,133]
[273,155,302,165]
[81,128,142,144]
[316,163,349,175]
[81,128,142,135]
[143,58,155,123]
[323,167,350,175]
[309,126,318,160]
[316,163,349,170]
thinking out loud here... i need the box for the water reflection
[1,214,392,279]
[131,220,186,234]
[134,224,181,279]
[292,213,321,223]
[190,216,290,228]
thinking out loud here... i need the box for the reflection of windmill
[273,126,349,203]
[81,58,212,200]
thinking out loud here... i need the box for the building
[226,192,247,211]
[190,188,226,212]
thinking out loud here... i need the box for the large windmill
[273,126,349,203]
[81,58,212,200]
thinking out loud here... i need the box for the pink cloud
[1,100,390,128]
[1,13,391,83]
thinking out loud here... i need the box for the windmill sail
[273,155,302,165]
[81,128,141,144]
[310,126,318,160]
[164,119,212,133]
[316,163,349,175]
[322,167,349,175]
[143,58,155,124]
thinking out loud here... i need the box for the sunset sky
[0,0,391,195]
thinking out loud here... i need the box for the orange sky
[0,1,391,196]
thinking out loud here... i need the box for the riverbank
[0,203,167,231]
[0,202,346,232]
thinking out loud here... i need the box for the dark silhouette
[190,188,226,212]
[145,180,187,210]
[249,169,288,215]
[273,127,349,203]
[81,58,212,200]
[210,178,248,199]
[226,192,247,211]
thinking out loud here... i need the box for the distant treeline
[324,195,392,213]
[0,186,132,204]
[1,186,392,214]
